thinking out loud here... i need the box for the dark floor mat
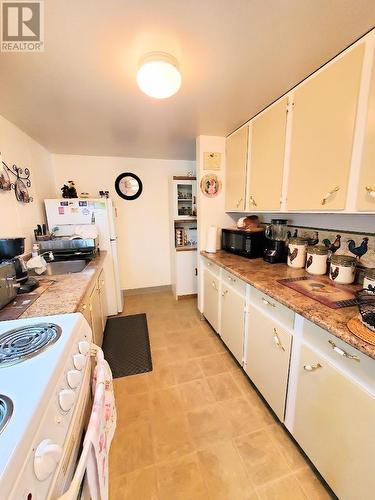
[102,313,153,378]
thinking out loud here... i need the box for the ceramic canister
[305,245,329,275]
[287,237,307,269]
[363,269,375,293]
[329,255,357,284]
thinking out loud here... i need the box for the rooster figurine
[322,235,341,253]
[307,231,319,246]
[347,237,369,259]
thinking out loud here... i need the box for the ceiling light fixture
[137,52,181,99]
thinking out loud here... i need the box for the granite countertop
[19,251,107,319]
[201,250,375,360]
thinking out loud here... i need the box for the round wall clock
[115,172,143,200]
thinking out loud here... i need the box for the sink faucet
[40,251,55,261]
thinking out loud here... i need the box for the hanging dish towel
[85,349,117,500]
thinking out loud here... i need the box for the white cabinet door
[90,285,104,347]
[220,285,245,364]
[203,268,220,332]
[225,126,248,211]
[98,269,108,332]
[175,250,197,297]
[245,304,292,421]
[287,43,364,210]
[293,343,375,500]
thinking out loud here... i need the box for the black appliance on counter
[221,228,265,258]
[263,219,289,264]
[0,237,39,293]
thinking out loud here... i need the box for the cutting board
[277,276,359,309]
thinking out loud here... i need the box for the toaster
[0,261,17,310]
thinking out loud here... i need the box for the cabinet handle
[221,289,228,297]
[211,281,218,291]
[328,340,360,362]
[227,275,236,282]
[273,328,285,351]
[236,198,243,208]
[81,304,87,310]
[365,186,375,199]
[303,363,322,372]
[249,195,257,207]
[321,186,340,205]
[262,297,275,307]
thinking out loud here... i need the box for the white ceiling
[0,0,374,160]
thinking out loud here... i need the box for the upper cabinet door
[357,46,375,211]
[246,97,288,211]
[225,126,248,211]
[287,44,365,210]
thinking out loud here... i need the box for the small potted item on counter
[305,245,329,275]
[287,237,307,269]
[363,269,375,293]
[329,255,357,284]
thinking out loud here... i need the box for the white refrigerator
[44,198,123,315]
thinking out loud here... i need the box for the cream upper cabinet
[225,126,248,211]
[246,98,288,211]
[357,45,375,211]
[293,343,375,500]
[287,43,365,210]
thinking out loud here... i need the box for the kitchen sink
[30,259,89,276]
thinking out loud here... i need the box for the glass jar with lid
[287,237,307,269]
[363,268,375,293]
[305,245,329,275]
[329,255,357,284]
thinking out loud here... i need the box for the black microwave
[221,228,265,258]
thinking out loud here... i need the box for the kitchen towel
[205,225,217,253]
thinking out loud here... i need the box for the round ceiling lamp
[137,52,181,99]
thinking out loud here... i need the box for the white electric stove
[0,313,92,499]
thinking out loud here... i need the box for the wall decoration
[61,180,78,198]
[200,173,222,197]
[203,152,221,170]
[115,172,143,200]
[0,158,33,203]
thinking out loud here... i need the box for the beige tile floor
[109,291,333,500]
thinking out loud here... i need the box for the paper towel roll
[205,225,217,253]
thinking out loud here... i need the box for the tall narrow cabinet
[170,176,198,300]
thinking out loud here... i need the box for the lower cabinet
[220,284,245,364]
[293,343,375,500]
[203,268,220,332]
[98,269,108,332]
[90,284,104,347]
[245,304,292,421]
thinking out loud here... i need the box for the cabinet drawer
[222,270,246,296]
[202,257,221,277]
[249,287,295,330]
[302,318,375,394]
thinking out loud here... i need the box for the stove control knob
[58,389,75,412]
[73,353,86,371]
[78,340,90,355]
[67,369,82,389]
[34,439,63,481]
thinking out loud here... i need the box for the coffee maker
[263,219,289,264]
[0,238,39,293]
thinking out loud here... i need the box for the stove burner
[0,323,62,367]
[0,395,13,434]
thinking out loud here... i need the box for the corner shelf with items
[169,176,198,300]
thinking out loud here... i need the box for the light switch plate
[203,152,221,170]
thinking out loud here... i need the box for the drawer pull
[321,186,340,205]
[236,198,243,208]
[227,276,236,282]
[211,281,218,291]
[222,289,228,297]
[328,340,360,362]
[365,186,375,198]
[249,195,257,207]
[304,363,322,372]
[273,328,285,351]
[262,297,275,307]
[81,304,87,310]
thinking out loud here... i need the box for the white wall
[0,115,55,254]
[52,154,195,290]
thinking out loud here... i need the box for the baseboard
[177,293,198,300]
[124,285,172,296]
